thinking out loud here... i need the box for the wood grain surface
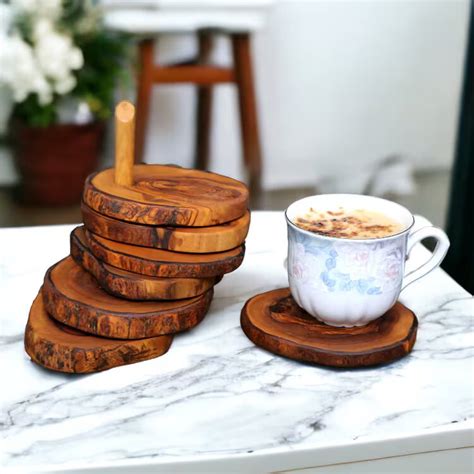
[81,202,250,253]
[84,227,245,278]
[25,292,173,373]
[241,288,418,368]
[42,257,214,339]
[82,164,249,226]
[114,101,135,186]
[71,229,219,300]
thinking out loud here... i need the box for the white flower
[10,0,37,14]
[0,1,84,106]
[33,75,52,105]
[33,18,83,92]
[39,0,62,19]
[33,17,53,38]
[11,0,62,20]
[69,48,84,70]
[0,33,53,104]
[54,74,76,95]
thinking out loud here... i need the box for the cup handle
[402,226,450,290]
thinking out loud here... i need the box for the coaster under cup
[241,288,418,368]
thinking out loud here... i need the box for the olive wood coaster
[82,102,248,227]
[83,164,249,226]
[71,228,219,300]
[241,288,418,368]
[25,293,173,373]
[81,202,250,253]
[84,227,245,278]
[42,258,214,339]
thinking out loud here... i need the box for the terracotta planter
[13,121,105,206]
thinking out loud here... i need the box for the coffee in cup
[294,207,404,239]
[286,194,450,327]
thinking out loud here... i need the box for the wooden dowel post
[115,101,136,186]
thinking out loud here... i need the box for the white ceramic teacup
[286,194,450,327]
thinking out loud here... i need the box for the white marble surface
[0,212,473,472]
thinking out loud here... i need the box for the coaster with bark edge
[83,102,248,227]
[83,164,249,226]
[25,293,173,373]
[83,227,245,278]
[240,288,418,368]
[42,259,214,339]
[81,202,250,254]
[71,229,219,300]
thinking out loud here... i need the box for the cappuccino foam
[294,207,404,239]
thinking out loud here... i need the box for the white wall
[0,0,469,189]
[142,0,469,189]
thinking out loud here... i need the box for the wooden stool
[104,1,272,202]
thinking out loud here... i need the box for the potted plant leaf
[0,0,129,205]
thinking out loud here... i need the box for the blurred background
[0,0,472,291]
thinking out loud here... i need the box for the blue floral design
[290,226,390,296]
[367,286,382,295]
[320,271,336,291]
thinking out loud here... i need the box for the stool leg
[194,31,214,170]
[231,33,263,205]
[136,39,155,163]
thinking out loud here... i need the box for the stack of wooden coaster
[25,102,250,374]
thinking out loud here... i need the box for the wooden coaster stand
[24,101,250,373]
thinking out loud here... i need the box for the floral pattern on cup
[286,194,450,327]
[288,226,404,296]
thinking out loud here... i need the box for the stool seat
[103,0,273,33]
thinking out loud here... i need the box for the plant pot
[13,121,105,206]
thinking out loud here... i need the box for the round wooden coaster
[25,293,173,373]
[42,258,213,339]
[241,288,418,368]
[71,229,219,300]
[83,227,245,278]
[83,164,249,226]
[81,202,250,254]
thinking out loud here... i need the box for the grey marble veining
[0,213,472,470]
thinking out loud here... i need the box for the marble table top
[1,212,473,472]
